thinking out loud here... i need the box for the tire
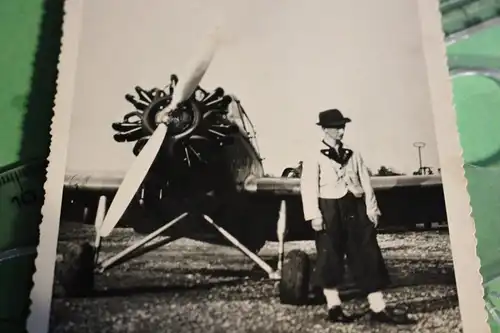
[281,168,298,178]
[279,250,310,305]
[56,242,95,297]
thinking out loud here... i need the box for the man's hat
[316,109,351,127]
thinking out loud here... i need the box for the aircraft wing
[60,171,447,231]
[63,172,443,194]
[241,174,447,232]
[61,173,123,225]
[242,174,443,196]
[64,173,123,193]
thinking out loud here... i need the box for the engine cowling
[111,74,239,167]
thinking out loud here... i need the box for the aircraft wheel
[56,242,95,297]
[281,168,297,178]
[279,250,310,305]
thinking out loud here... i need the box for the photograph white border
[27,1,489,332]
[27,0,84,332]
[417,1,488,332]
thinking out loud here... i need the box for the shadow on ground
[53,255,456,302]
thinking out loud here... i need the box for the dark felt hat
[316,109,351,127]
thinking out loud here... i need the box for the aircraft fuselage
[61,97,285,252]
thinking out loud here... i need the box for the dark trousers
[312,193,391,294]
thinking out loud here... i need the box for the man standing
[300,108,415,325]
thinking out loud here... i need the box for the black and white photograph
[28,0,482,332]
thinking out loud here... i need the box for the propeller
[155,28,220,124]
[98,27,221,238]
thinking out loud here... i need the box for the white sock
[367,291,386,313]
[323,288,341,309]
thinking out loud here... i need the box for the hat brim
[316,118,351,127]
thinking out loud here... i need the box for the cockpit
[226,95,262,156]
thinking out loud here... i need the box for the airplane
[56,34,448,306]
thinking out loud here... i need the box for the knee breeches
[312,193,391,294]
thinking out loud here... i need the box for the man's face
[323,125,345,141]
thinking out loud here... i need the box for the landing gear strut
[56,197,299,297]
[57,196,313,305]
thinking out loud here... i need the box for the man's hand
[311,217,324,231]
[367,211,380,227]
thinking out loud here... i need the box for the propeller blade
[99,123,168,237]
[169,28,220,109]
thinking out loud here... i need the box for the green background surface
[0,1,62,332]
[448,23,500,274]
[0,0,500,332]
[445,10,500,331]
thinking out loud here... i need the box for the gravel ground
[49,223,461,333]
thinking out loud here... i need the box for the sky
[64,0,440,177]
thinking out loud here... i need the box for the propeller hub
[113,80,235,162]
[142,96,202,141]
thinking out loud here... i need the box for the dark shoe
[369,307,417,325]
[327,306,355,323]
